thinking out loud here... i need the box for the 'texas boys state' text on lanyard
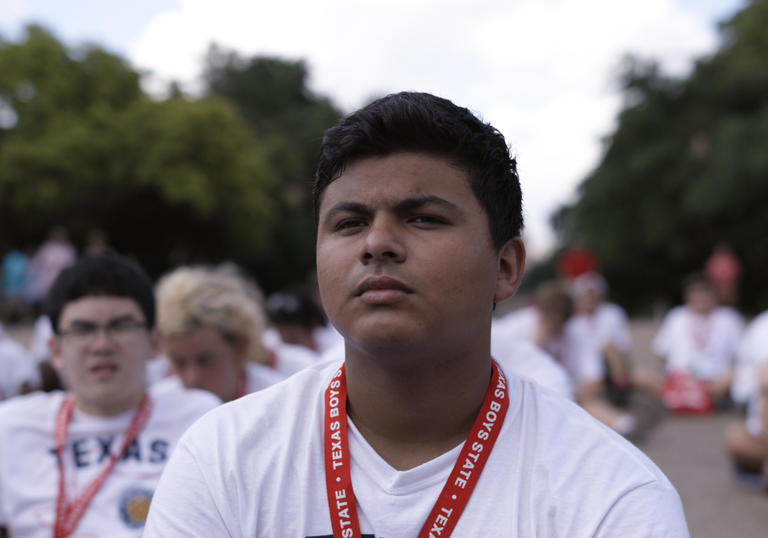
[53,393,153,538]
[324,360,509,538]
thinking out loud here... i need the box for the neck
[224,366,248,402]
[74,391,145,417]
[344,342,493,470]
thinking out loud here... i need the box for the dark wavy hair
[314,91,523,250]
[45,254,156,332]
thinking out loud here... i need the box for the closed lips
[354,277,413,296]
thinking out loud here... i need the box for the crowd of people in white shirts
[0,250,766,534]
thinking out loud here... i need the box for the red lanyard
[324,360,509,537]
[53,393,152,538]
[267,350,278,370]
[689,313,711,350]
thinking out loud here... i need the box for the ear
[494,237,526,304]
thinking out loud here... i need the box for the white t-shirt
[270,342,318,377]
[0,326,39,401]
[732,311,768,436]
[653,306,743,380]
[490,335,573,400]
[144,356,173,387]
[151,361,286,397]
[492,306,603,387]
[569,303,632,354]
[262,327,320,376]
[144,360,689,537]
[29,316,54,365]
[0,384,219,537]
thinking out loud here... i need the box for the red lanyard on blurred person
[53,393,152,538]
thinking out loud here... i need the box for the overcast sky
[1,0,746,259]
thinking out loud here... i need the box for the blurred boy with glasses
[0,254,219,537]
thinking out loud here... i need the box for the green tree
[555,0,768,312]
[203,46,342,290]
[0,26,277,278]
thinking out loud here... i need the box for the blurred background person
[493,281,636,436]
[653,273,743,409]
[0,321,39,401]
[154,266,285,402]
[262,288,322,374]
[84,228,116,257]
[490,334,573,401]
[704,243,741,307]
[28,313,65,391]
[25,226,77,315]
[570,272,633,406]
[0,254,219,536]
[1,245,30,324]
[264,288,324,352]
[557,240,597,282]
[724,309,768,489]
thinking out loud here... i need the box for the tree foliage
[203,46,342,289]
[555,0,768,312]
[0,26,340,285]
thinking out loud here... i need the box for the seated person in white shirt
[154,266,285,402]
[0,254,219,537]
[653,273,743,404]
[724,310,768,486]
[494,282,636,436]
[144,91,688,536]
[0,321,39,400]
[570,272,634,406]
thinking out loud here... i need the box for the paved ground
[629,320,767,538]
[3,319,767,536]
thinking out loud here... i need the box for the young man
[0,254,219,537]
[145,92,688,536]
[153,265,289,400]
[653,273,743,404]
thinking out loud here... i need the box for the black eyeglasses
[58,318,148,345]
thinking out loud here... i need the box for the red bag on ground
[661,372,714,415]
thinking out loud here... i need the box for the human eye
[334,217,367,233]
[169,356,188,372]
[108,318,145,334]
[408,214,448,227]
[64,323,97,338]
[196,355,215,368]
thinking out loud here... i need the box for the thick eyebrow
[322,201,370,227]
[394,195,461,214]
[64,314,142,328]
[322,196,461,227]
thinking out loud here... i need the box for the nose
[181,365,207,390]
[361,215,406,263]
[89,327,117,352]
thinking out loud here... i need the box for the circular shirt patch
[120,487,153,528]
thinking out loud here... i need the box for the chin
[347,325,429,356]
